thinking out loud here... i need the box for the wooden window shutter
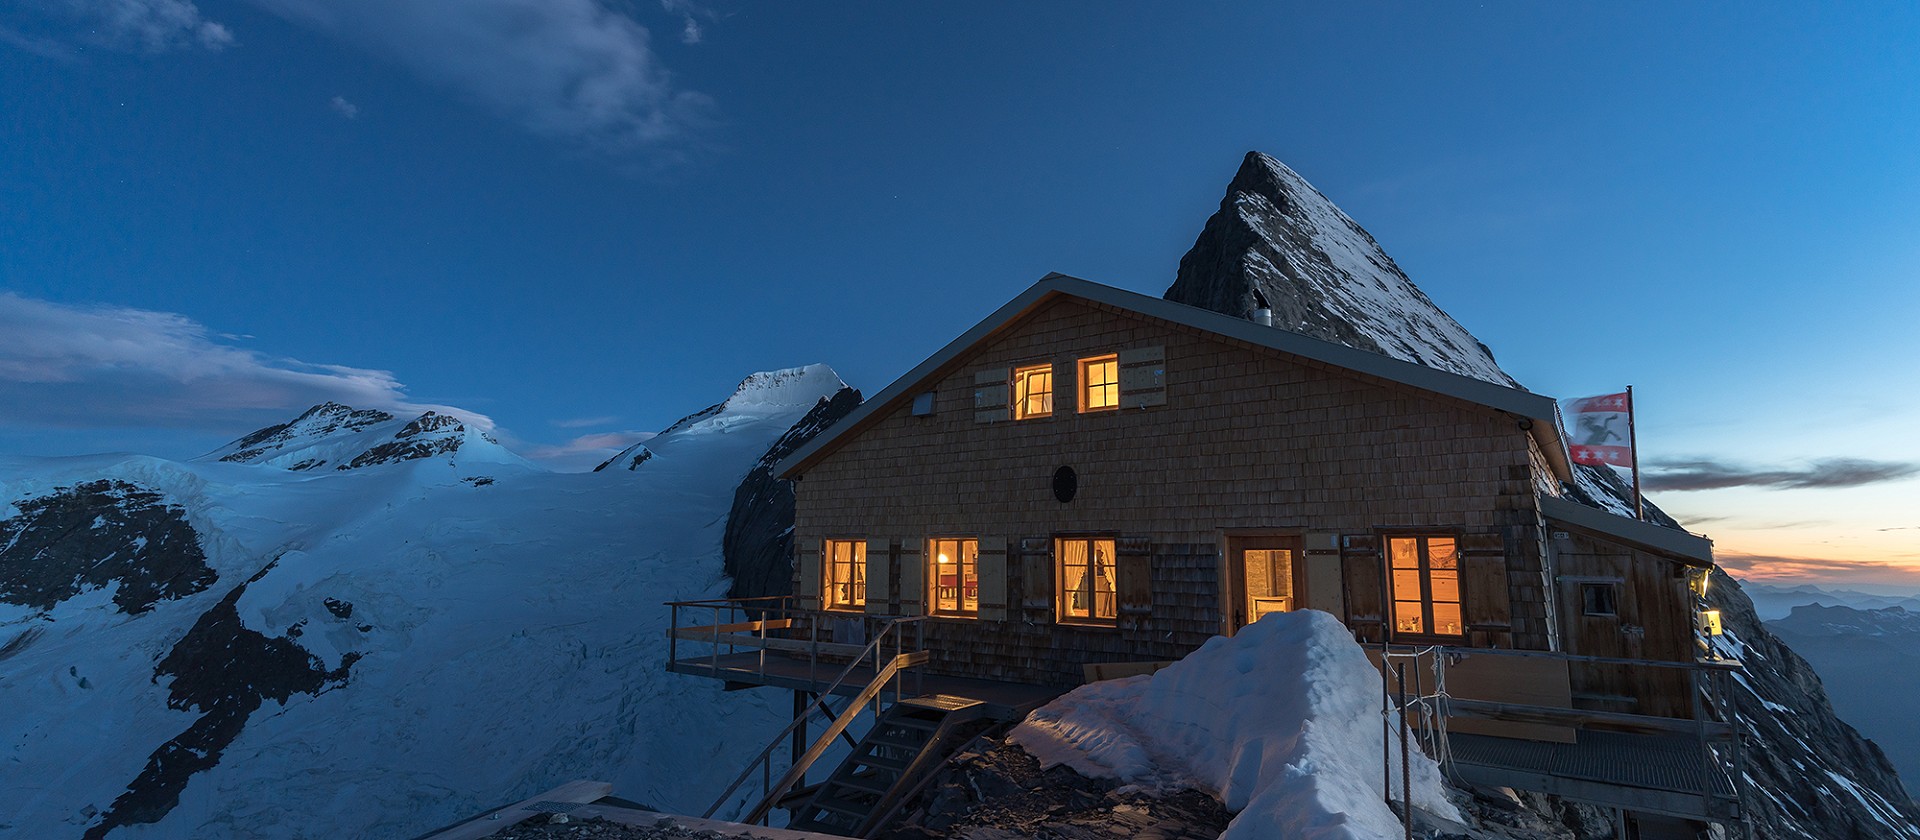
[1302,532,1344,616]
[977,537,1009,621]
[897,540,925,616]
[1019,537,1051,610]
[1115,537,1153,617]
[1459,533,1512,633]
[973,369,1011,423]
[1117,346,1167,409]
[796,542,822,611]
[864,538,892,616]
[1340,535,1383,638]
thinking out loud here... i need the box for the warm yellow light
[938,553,950,564]
[1700,609,1724,636]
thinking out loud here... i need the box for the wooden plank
[415,779,612,840]
[667,630,868,659]
[672,618,795,637]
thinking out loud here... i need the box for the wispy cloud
[29,0,235,53]
[660,0,712,44]
[0,23,79,60]
[1644,457,1920,492]
[521,431,654,472]
[553,415,619,429]
[328,95,359,119]
[0,292,490,432]
[246,0,712,157]
[1720,552,1920,589]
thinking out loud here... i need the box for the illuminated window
[1057,537,1117,623]
[824,540,866,611]
[1387,536,1463,638]
[929,538,978,617]
[1079,355,1119,412]
[1012,364,1053,420]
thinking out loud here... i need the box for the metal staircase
[786,694,989,837]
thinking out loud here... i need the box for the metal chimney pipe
[1252,308,1273,327]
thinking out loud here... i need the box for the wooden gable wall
[791,295,1556,686]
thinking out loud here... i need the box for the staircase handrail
[742,648,930,826]
[701,616,925,820]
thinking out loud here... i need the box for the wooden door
[1225,536,1302,634]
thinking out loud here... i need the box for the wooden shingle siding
[792,296,1552,685]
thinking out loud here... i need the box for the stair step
[856,751,911,771]
[888,714,943,731]
[832,773,897,796]
[809,793,875,818]
[866,729,932,749]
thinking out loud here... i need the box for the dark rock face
[0,480,216,615]
[593,443,654,473]
[340,411,466,470]
[1164,151,1517,387]
[720,387,862,600]
[84,559,359,839]
[216,402,394,464]
[1713,574,1920,836]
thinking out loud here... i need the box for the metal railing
[1378,643,1746,824]
[698,614,929,824]
[665,596,929,695]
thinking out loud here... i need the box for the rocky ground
[492,813,764,839]
[875,735,1230,840]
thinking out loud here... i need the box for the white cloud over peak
[246,0,711,155]
[0,292,491,433]
[329,95,359,119]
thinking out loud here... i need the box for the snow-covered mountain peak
[197,403,526,473]
[596,365,849,473]
[721,363,847,410]
[1166,151,1518,387]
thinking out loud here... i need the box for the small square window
[1582,583,1618,617]
[1078,355,1119,412]
[1012,364,1053,420]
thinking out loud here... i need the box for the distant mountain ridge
[196,401,525,473]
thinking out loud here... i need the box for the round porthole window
[1053,465,1077,503]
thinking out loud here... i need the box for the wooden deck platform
[1447,730,1740,822]
[668,650,1063,720]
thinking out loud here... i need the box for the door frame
[1219,530,1304,636]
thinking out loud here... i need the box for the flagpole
[1627,384,1643,521]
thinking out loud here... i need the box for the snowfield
[0,366,844,839]
[1011,609,1458,840]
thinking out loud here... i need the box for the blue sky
[2,2,1917,585]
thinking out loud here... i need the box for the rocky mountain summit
[1166,151,1516,387]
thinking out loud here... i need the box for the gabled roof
[777,273,1573,480]
[1540,495,1715,565]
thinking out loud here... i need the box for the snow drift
[1010,609,1457,840]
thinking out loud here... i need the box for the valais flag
[1561,392,1633,468]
